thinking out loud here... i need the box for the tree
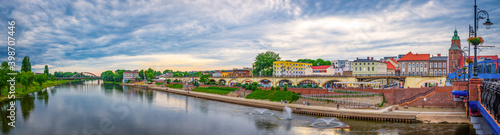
[44,65,49,75]
[101,70,115,81]
[252,51,281,76]
[199,74,209,84]
[147,72,155,80]
[283,85,288,91]
[50,75,56,81]
[19,72,35,89]
[21,56,31,72]
[163,69,173,74]
[35,74,47,86]
[0,62,11,96]
[139,70,144,80]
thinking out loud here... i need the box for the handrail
[481,81,500,121]
[399,87,436,105]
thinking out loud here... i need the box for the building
[123,70,139,83]
[429,54,448,76]
[398,52,430,76]
[304,65,335,76]
[273,61,312,76]
[352,57,387,76]
[331,60,352,71]
[221,72,232,77]
[448,29,463,74]
[212,71,222,77]
[384,58,398,75]
[231,69,251,77]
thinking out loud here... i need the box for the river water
[0,80,474,135]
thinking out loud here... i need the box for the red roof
[385,61,396,70]
[310,65,332,69]
[460,55,499,67]
[387,58,398,64]
[397,52,430,61]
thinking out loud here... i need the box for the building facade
[398,52,430,76]
[304,65,335,76]
[331,60,352,71]
[231,69,251,77]
[448,29,463,74]
[123,70,139,83]
[429,54,448,76]
[212,71,222,77]
[385,58,398,75]
[273,61,312,76]
[352,57,387,76]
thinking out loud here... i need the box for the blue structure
[448,59,500,80]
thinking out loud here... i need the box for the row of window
[354,67,375,71]
[354,62,376,65]
[274,63,308,67]
[430,62,446,68]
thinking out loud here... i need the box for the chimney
[367,57,369,60]
[437,53,441,57]
[371,57,374,60]
[356,57,358,60]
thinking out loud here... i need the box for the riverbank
[0,80,69,102]
[103,81,122,85]
[123,83,470,124]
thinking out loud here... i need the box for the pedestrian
[281,100,283,104]
[303,101,305,106]
[307,102,310,106]
[337,104,340,110]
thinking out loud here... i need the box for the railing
[300,92,380,108]
[481,81,500,122]
[398,87,436,105]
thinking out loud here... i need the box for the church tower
[448,29,463,73]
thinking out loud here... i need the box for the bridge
[164,75,447,88]
[50,72,102,80]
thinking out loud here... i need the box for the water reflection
[36,90,49,105]
[20,94,35,122]
[0,101,14,134]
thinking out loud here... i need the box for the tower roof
[449,43,460,50]
[452,29,460,40]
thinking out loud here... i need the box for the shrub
[166,84,183,89]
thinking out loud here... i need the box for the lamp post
[472,0,494,78]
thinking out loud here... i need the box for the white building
[212,71,223,77]
[123,70,139,83]
[305,65,335,76]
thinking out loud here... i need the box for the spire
[452,29,460,40]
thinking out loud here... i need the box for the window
[412,63,415,68]
[434,71,437,75]
[364,63,365,65]
[368,67,370,71]
[417,63,419,68]
[372,67,374,71]
[438,63,441,68]
[443,63,446,67]
[402,64,405,68]
[355,67,357,71]
[438,71,442,75]
[372,63,374,65]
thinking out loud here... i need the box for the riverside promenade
[123,83,469,124]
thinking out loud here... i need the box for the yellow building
[221,72,232,77]
[273,61,312,77]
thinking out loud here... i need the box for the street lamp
[472,0,493,78]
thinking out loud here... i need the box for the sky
[0,0,499,75]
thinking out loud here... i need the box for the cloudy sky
[1,0,499,75]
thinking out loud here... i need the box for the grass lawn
[166,84,183,89]
[245,90,300,103]
[104,81,122,85]
[192,86,239,95]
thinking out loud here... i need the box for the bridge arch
[71,72,99,78]
[218,79,227,85]
[240,79,253,84]
[298,80,318,87]
[275,79,294,87]
[320,80,342,88]
[415,78,441,87]
[258,79,272,87]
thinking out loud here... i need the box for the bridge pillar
[69,80,71,84]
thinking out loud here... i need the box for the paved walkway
[124,83,470,123]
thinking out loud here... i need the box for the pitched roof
[310,65,332,69]
[449,43,460,50]
[385,61,396,70]
[397,52,430,61]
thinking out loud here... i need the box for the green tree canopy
[297,58,331,66]
[44,65,49,75]
[21,56,31,72]
[35,74,47,86]
[252,51,281,76]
